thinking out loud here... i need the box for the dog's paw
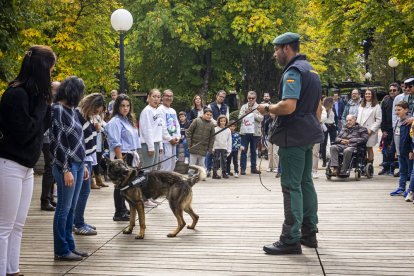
[135,234,144,239]
[123,229,133,234]
[167,233,177,238]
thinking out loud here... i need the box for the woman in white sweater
[357,89,382,162]
[139,89,164,171]
[212,115,232,179]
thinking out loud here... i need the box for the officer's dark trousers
[278,144,318,244]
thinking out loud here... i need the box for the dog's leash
[139,107,256,170]
[136,107,272,192]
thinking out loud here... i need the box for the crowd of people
[0,44,270,271]
[0,35,413,274]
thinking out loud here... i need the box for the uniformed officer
[257,32,324,255]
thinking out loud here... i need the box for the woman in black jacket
[189,95,205,122]
[0,45,56,276]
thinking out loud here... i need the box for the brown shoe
[95,175,108,187]
[90,177,100,189]
[331,167,339,176]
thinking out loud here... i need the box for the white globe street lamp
[388,57,399,82]
[111,9,133,94]
[364,72,372,84]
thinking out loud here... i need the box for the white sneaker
[312,172,319,179]
[184,157,189,164]
[273,169,278,173]
[405,191,414,202]
[266,168,272,172]
[144,200,157,208]
[234,172,239,178]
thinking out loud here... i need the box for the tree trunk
[198,49,212,104]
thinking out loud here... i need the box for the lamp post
[388,57,399,82]
[111,9,133,94]
[364,72,372,85]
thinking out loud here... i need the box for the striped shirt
[76,109,97,156]
[50,103,85,172]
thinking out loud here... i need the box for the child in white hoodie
[212,115,232,179]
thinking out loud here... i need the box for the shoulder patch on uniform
[287,79,295,83]
[309,70,319,75]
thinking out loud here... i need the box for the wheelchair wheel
[355,170,361,181]
[365,163,374,178]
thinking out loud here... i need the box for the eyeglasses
[389,89,397,92]
[247,97,256,100]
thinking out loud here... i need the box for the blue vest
[271,55,324,147]
[210,101,228,120]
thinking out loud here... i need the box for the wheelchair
[325,143,374,181]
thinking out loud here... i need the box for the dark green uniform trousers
[278,144,318,244]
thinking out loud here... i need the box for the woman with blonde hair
[73,93,106,235]
[139,89,164,207]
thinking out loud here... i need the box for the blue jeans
[74,161,91,228]
[240,134,258,172]
[53,162,84,256]
[408,160,414,192]
[398,156,411,190]
[177,138,189,158]
[205,152,213,171]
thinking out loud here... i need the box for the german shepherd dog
[107,159,206,239]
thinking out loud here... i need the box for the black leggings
[321,124,337,163]
[113,153,133,216]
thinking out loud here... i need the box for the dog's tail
[188,165,206,186]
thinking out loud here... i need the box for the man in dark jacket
[379,83,399,175]
[330,115,369,175]
[258,32,324,255]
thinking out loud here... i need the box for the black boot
[212,171,221,179]
[251,168,261,174]
[263,240,302,255]
[300,233,318,248]
[41,202,55,211]
[222,172,229,179]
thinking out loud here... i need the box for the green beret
[272,32,300,45]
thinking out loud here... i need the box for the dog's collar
[119,173,148,191]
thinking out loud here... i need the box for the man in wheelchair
[329,115,369,177]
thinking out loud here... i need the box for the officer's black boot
[300,233,318,248]
[263,240,302,255]
[301,226,318,248]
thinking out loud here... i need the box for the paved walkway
[18,155,414,275]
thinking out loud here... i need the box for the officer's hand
[256,104,268,115]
